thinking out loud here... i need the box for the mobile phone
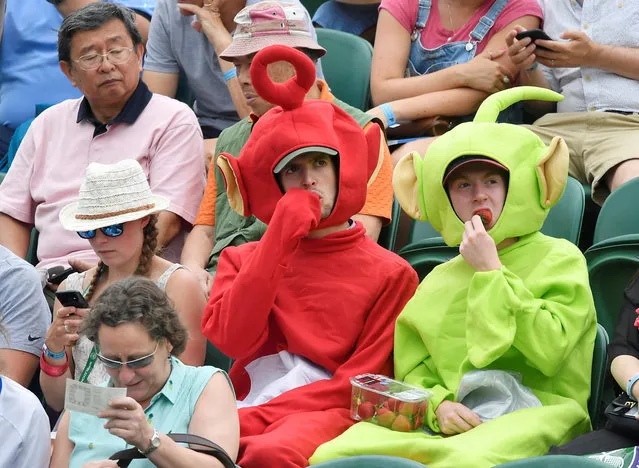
[515,29,554,51]
[47,266,76,285]
[55,290,90,309]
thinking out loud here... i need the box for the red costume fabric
[201,45,418,467]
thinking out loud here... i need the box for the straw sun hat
[59,159,169,232]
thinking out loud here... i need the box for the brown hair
[84,215,158,302]
[82,276,188,355]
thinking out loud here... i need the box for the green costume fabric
[209,96,375,275]
[310,88,597,467]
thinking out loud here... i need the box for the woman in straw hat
[40,159,207,412]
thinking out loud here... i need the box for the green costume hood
[393,87,570,246]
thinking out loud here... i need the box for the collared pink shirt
[0,94,206,268]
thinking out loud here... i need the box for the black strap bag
[604,392,639,439]
[109,433,236,468]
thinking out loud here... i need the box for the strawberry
[376,407,396,428]
[473,209,492,227]
[384,398,401,412]
[412,415,423,430]
[391,414,413,432]
[398,402,417,417]
[358,401,375,421]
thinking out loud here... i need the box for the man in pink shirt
[0,3,205,270]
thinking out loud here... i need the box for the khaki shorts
[525,112,639,205]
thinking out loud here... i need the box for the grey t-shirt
[144,0,323,133]
[0,246,51,357]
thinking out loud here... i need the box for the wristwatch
[139,428,161,456]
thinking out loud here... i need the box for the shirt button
[618,1,623,7]
[89,443,94,449]
[585,76,592,82]
[583,24,589,30]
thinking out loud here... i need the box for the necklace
[446,0,457,42]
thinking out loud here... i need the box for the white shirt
[0,375,50,468]
[539,0,639,113]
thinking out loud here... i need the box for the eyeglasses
[97,342,159,369]
[77,223,124,240]
[73,47,134,70]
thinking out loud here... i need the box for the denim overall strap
[411,0,431,40]
[470,0,510,42]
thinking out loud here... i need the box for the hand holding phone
[515,29,554,51]
[55,290,90,309]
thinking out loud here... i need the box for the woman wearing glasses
[40,159,207,412]
[50,276,239,468]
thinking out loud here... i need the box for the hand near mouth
[473,208,493,228]
[460,215,502,272]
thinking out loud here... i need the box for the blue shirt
[0,1,155,130]
[68,357,230,468]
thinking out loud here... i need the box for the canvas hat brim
[59,194,170,232]
[220,35,326,61]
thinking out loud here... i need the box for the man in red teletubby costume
[202,45,418,467]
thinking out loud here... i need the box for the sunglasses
[77,223,124,240]
[97,342,159,369]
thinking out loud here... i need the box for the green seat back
[541,176,584,245]
[589,323,609,428]
[27,229,39,266]
[316,29,373,111]
[313,455,428,467]
[377,198,401,251]
[0,172,5,185]
[204,341,233,373]
[495,455,610,467]
[398,242,458,281]
[593,178,639,245]
[585,234,639,336]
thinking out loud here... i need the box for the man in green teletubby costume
[309,87,597,467]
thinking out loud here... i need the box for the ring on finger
[64,323,70,333]
[551,59,555,66]
[503,75,511,84]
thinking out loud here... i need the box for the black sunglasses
[77,223,125,240]
[97,342,159,369]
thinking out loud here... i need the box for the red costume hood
[216,45,384,229]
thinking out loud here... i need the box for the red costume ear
[365,123,385,186]
[216,153,251,217]
[250,45,316,111]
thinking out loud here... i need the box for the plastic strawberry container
[350,373,432,432]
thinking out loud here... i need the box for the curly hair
[82,276,188,355]
[84,215,158,303]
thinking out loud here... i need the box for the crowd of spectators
[1,0,639,467]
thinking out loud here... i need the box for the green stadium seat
[585,234,639,336]
[0,172,5,185]
[316,29,373,111]
[204,341,233,373]
[494,455,609,467]
[312,455,428,467]
[593,178,639,245]
[589,323,609,428]
[27,229,39,267]
[541,176,584,246]
[377,198,401,251]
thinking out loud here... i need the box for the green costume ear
[474,86,564,123]
[393,151,427,221]
[536,137,569,208]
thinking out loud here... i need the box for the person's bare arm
[177,2,250,119]
[0,350,38,387]
[143,70,179,98]
[611,355,639,399]
[372,16,540,122]
[0,213,31,259]
[156,211,182,251]
[50,411,74,468]
[536,30,639,81]
[181,225,216,297]
[352,214,382,242]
